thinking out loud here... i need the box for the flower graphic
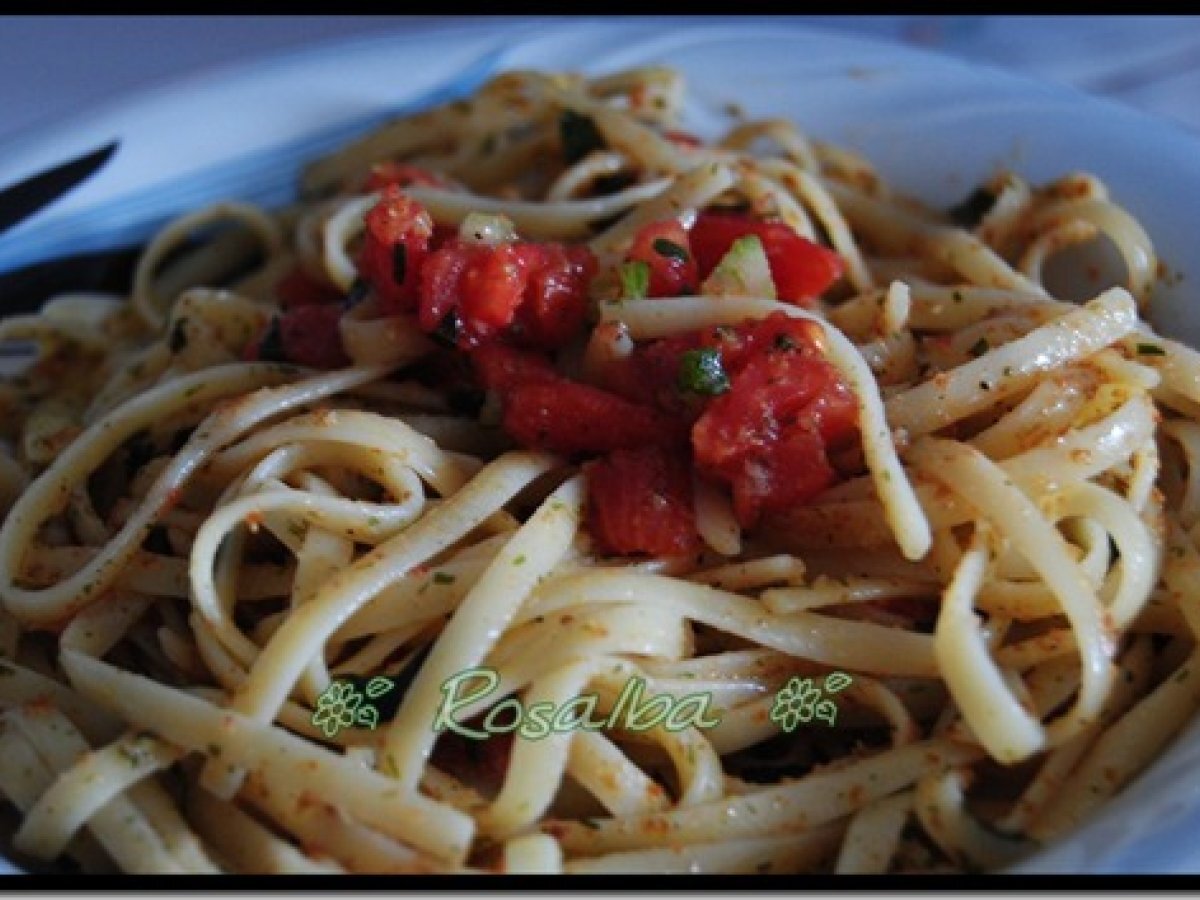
[312,681,365,738]
[769,672,853,732]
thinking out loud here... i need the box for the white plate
[2,15,1200,876]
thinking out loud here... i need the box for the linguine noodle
[1,65,1198,875]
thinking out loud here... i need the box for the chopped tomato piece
[357,186,435,315]
[419,240,595,351]
[245,304,349,370]
[626,220,698,297]
[513,244,596,348]
[457,243,536,344]
[471,343,558,394]
[690,212,844,305]
[600,332,702,413]
[692,347,857,526]
[502,379,682,456]
[699,311,827,374]
[597,313,825,415]
[586,445,700,556]
[275,265,343,308]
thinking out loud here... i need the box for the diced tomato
[690,212,844,305]
[419,240,595,351]
[600,332,702,413]
[275,265,344,309]
[626,220,697,297]
[357,186,435,315]
[513,244,596,349]
[502,378,683,456]
[692,347,857,526]
[597,313,825,415]
[699,311,827,374]
[245,304,349,370]
[279,305,350,370]
[363,162,449,192]
[471,343,558,394]
[457,243,536,343]
[586,445,700,557]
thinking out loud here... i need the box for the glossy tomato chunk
[274,265,344,309]
[245,304,349,370]
[357,186,435,314]
[502,378,682,456]
[419,240,595,351]
[690,212,844,305]
[692,345,857,526]
[586,445,700,556]
[626,220,698,297]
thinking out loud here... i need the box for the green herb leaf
[433,571,456,585]
[968,337,990,357]
[1137,343,1166,356]
[618,260,651,299]
[652,237,690,262]
[678,347,731,396]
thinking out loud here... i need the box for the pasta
[1,64,1199,876]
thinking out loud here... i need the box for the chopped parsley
[678,347,731,396]
[968,337,990,357]
[1136,343,1166,356]
[618,260,651,299]
[652,237,690,262]
[433,571,456,585]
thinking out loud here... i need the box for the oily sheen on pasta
[1,66,1199,875]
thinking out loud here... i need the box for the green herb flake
[968,338,990,357]
[677,347,731,396]
[652,237,690,262]
[773,333,797,352]
[1136,343,1166,357]
[618,260,651,299]
[513,554,527,566]
[433,571,456,585]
